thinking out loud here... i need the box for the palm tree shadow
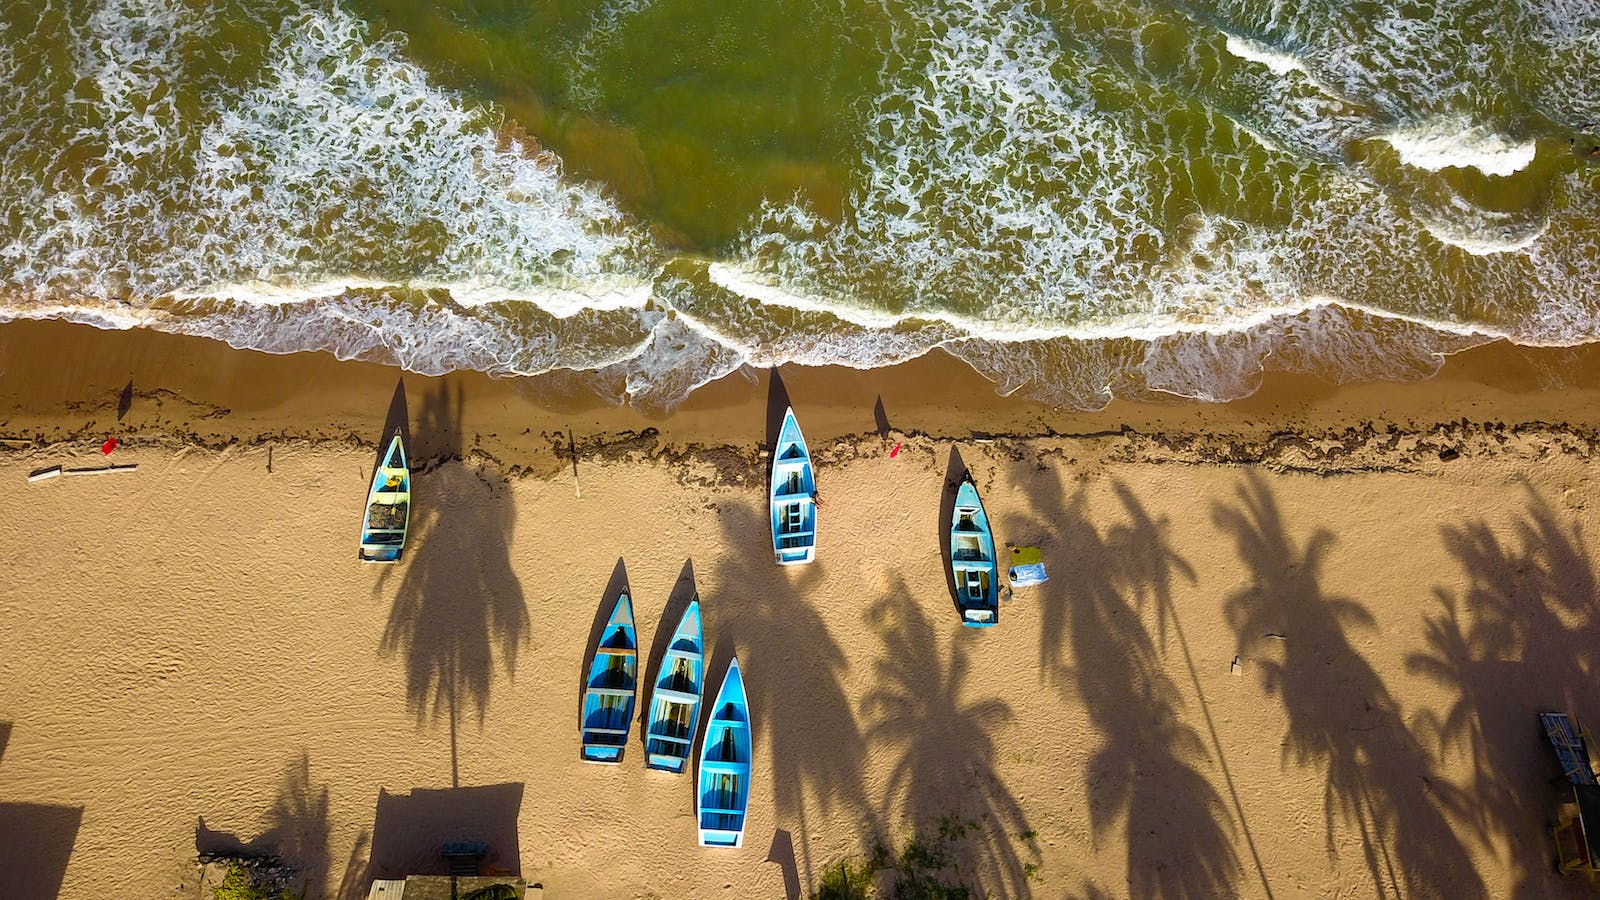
[333,829,371,900]
[708,502,874,890]
[863,584,1034,896]
[1009,470,1242,900]
[1406,486,1600,898]
[1215,473,1485,900]
[195,752,331,897]
[376,382,529,786]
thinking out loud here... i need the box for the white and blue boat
[644,599,704,773]
[358,433,410,563]
[950,478,1000,627]
[696,657,751,848]
[770,406,816,565]
[580,592,638,764]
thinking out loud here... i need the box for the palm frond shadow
[1405,486,1600,898]
[709,502,875,889]
[862,584,1035,897]
[195,752,331,898]
[1215,473,1485,900]
[376,382,529,784]
[1011,469,1241,900]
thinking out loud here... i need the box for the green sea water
[2,0,1598,407]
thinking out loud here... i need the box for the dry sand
[4,321,1600,899]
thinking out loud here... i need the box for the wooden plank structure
[1541,712,1600,875]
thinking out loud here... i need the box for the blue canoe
[950,478,1000,627]
[770,406,817,565]
[580,592,638,764]
[645,599,704,773]
[697,657,751,848]
[358,434,410,563]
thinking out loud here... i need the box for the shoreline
[2,319,1600,475]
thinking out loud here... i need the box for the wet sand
[3,320,1600,899]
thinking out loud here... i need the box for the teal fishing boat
[770,406,817,565]
[644,599,704,773]
[580,592,638,764]
[697,657,751,848]
[358,434,410,563]
[950,478,999,627]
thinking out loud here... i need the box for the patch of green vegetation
[814,855,874,900]
[811,821,978,900]
[212,862,292,900]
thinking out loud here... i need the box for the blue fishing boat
[697,657,751,848]
[580,592,638,764]
[770,406,817,565]
[644,599,704,773]
[358,433,410,563]
[950,478,1000,627]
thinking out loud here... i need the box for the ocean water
[2,0,1598,410]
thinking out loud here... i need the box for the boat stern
[646,754,689,774]
[581,744,625,764]
[775,546,815,565]
[358,544,403,563]
[698,828,745,849]
[962,607,998,628]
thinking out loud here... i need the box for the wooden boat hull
[359,434,410,563]
[770,407,817,565]
[950,479,1000,627]
[645,599,704,773]
[697,657,751,848]
[581,592,638,764]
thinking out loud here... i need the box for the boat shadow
[371,378,409,475]
[578,557,632,713]
[0,723,83,900]
[765,367,792,458]
[637,558,700,743]
[938,447,969,622]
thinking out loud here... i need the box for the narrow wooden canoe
[770,406,817,565]
[358,434,410,563]
[644,599,704,773]
[580,592,638,764]
[950,478,999,627]
[697,657,751,848]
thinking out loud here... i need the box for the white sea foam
[1383,118,1538,177]
[1419,214,1549,256]
[566,0,657,109]
[1,0,643,306]
[1222,33,1307,77]
[177,276,654,317]
[1525,0,1600,123]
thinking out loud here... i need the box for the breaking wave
[1,0,1598,411]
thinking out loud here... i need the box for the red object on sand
[889,442,902,458]
[101,438,118,455]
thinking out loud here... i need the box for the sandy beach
[5,320,1600,899]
